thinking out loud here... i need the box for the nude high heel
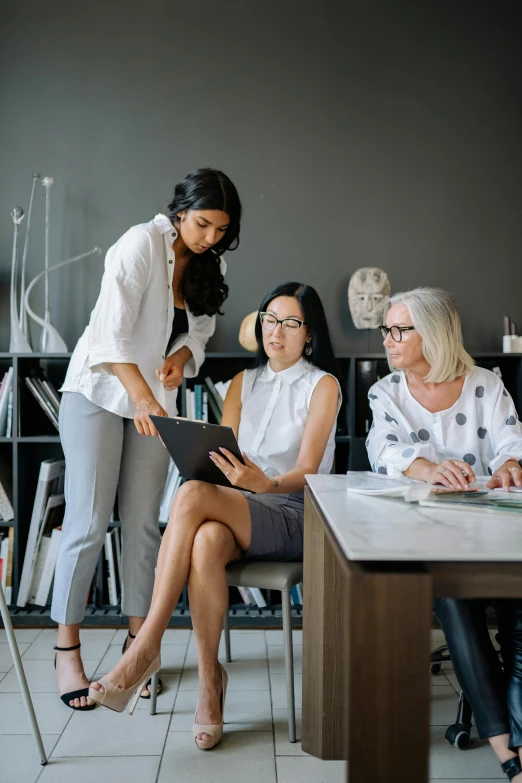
[88,655,161,715]
[193,665,228,750]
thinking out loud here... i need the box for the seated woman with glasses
[88,281,341,750]
[367,287,522,781]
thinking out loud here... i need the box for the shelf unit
[1,350,521,629]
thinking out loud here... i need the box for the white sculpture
[19,173,41,345]
[39,176,55,352]
[348,267,391,330]
[24,247,102,353]
[9,206,32,353]
[238,311,258,352]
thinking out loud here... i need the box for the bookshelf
[1,350,521,628]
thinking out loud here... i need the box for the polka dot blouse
[366,366,522,478]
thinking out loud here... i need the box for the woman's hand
[487,459,522,491]
[134,399,168,436]
[156,354,185,391]
[425,459,476,489]
[210,448,273,494]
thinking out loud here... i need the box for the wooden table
[302,474,522,783]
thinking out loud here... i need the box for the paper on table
[344,471,426,498]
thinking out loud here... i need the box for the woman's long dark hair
[251,282,340,380]
[167,168,242,317]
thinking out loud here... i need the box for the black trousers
[435,598,522,749]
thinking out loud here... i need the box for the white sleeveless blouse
[237,358,341,478]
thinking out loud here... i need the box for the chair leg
[0,587,47,765]
[282,589,297,743]
[149,671,159,715]
[223,608,232,663]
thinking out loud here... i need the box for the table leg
[345,564,432,783]
[302,489,432,781]
[302,491,350,759]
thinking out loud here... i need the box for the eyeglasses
[379,325,416,342]
[259,312,306,334]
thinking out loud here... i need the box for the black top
[166,307,189,356]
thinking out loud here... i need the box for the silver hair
[387,287,474,383]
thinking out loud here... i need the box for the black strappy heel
[501,757,522,780]
[54,643,96,711]
[122,632,163,700]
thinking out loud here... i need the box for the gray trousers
[51,392,170,625]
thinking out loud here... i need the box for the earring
[305,341,312,356]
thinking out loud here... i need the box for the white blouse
[61,213,225,418]
[237,358,341,478]
[366,365,522,478]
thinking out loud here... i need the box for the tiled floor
[0,627,506,782]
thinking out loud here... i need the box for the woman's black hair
[167,168,242,317]
[251,282,340,380]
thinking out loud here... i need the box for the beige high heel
[88,655,161,715]
[193,665,228,750]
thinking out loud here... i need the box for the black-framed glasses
[259,312,306,334]
[379,325,416,342]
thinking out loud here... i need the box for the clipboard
[150,416,247,490]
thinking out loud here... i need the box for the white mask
[348,267,391,329]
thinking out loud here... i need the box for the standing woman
[51,168,242,710]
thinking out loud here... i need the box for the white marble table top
[306,474,522,562]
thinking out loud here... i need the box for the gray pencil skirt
[241,491,304,562]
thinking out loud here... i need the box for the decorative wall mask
[348,267,391,330]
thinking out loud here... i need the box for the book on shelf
[105,529,120,606]
[0,528,15,603]
[25,376,60,430]
[0,367,14,436]
[0,529,15,602]
[17,458,65,607]
[0,458,14,522]
[5,391,13,438]
[28,493,65,606]
[159,460,182,522]
[204,377,224,414]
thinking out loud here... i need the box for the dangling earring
[305,341,312,356]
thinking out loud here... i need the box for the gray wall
[1,0,521,355]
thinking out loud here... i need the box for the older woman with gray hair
[366,287,522,781]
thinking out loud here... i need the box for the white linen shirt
[237,358,341,478]
[366,366,522,478]
[61,213,226,418]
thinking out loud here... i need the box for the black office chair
[430,644,473,749]
[430,637,503,751]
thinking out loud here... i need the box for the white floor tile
[0,627,41,643]
[268,644,302,673]
[94,641,186,679]
[170,688,272,732]
[52,707,171,757]
[277,755,346,783]
[133,671,180,711]
[158,730,277,783]
[39,755,161,783]
[0,734,60,783]
[0,658,98,693]
[0,641,30,669]
[23,630,112,661]
[430,685,460,726]
[273,708,307,756]
[265,629,302,646]
[180,658,270,691]
[270,671,302,711]
[0,692,73,735]
[186,630,266,660]
[429,726,503,779]
[111,628,191,647]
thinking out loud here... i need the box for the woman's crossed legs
[90,480,252,741]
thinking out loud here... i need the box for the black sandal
[54,643,96,711]
[122,632,163,700]
[501,757,522,780]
